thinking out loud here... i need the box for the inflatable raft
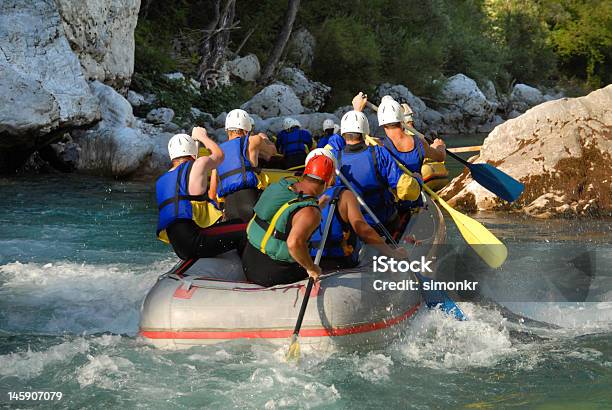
[139,194,446,350]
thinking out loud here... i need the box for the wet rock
[73,82,152,177]
[278,67,331,112]
[440,85,612,218]
[146,108,175,125]
[241,83,304,118]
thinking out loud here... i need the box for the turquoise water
[0,174,610,409]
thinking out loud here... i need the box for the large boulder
[440,85,612,218]
[55,0,140,90]
[241,83,304,118]
[510,83,545,112]
[441,74,494,118]
[73,82,153,176]
[278,67,331,112]
[286,28,316,70]
[226,54,261,82]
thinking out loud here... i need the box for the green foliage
[312,17,382,107]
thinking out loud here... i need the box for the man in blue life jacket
[275,117,313,169]
[209,109,277,223]
[156,128,245,260]
[332,92,423,233]
[377,96,446,210]
[316,119,336,149]
[241,153,336,287]
[304,149,408,270]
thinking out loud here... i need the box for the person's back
[156,128,245,260]
[276,118,313,169]
[211,109,277,222]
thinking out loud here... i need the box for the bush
[312,17,382,108]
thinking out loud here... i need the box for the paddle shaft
[291,198,337,337]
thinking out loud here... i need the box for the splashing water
[0,174,610,408]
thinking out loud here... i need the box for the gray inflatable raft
[139,195,445,350]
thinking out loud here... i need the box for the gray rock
[510,83,545,112]
[226,54,260,82]
[0,0,100,128]
[162,122,181,133]
[375,83,428,129]
[476,115,505,134]
[55,0,140,89]
[480,80,499,105]
[441,74,493,118]
[139,132,174,176]
[190,108,214,125]
[73,82,153,177]
[333,106,353,120]
[507,110,522,119]
[287,28,316,69]
[146,108,175,125]
[278,67,331,112]
[241,83,304,118]
[127,90,146,107]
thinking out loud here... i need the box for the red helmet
[304,154,335,184]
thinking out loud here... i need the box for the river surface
[0,160,611,408]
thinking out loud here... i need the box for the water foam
[0,259,174,335]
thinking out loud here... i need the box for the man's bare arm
[286,206,322,280]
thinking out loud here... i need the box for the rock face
[440,85,612,218]
[279,67,331,112]
[146,108,175,125]
[440,73,494,119]
[226,54,261,82]
[55,0,141,89]
[72,82,153,177]
[286,28,316,70]
[241,83,304,118]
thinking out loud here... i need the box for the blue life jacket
[309,186,361,264]
[326,133,345,151]
[336,144,396,225]
[217,135,259,198]
[383,135,424,173]
[383,135,425,210]
[277,129,312,156]
[317,135,330,149]
[156,161,218,238]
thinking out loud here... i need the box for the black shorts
[166,219,246,260]
[284,153,307,169]
[223,188,259,223]
[241,241,308,287]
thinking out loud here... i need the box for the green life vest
[247,177,319,263]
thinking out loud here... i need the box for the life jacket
[156,161,222,243]
[336,144,395,225]
[277,129,312,156]
[317,135,330,149]
[383,134,424,173]
[247,177,320,263]
[309,186,361,264]
[217,135,259,197]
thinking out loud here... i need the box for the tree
[259,0,301,83]
[197,0,237,89]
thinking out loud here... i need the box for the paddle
[335,169,466,321]
[364,134,507,269]
[367,101,524,203]
[286,194,338,361]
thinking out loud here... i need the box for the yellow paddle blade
[423,185,507,268]
[286,334,301,362]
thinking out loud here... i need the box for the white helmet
[305,147,337,170]
[340,110,370,135]
[322,118,335,131]
[377,95,403,126]
[168,133,198,160]
[225,109,252,132]
[249,116,256,131]
[283,117,301,131]
[333,124,340,134]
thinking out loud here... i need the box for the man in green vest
[242,153,336,287]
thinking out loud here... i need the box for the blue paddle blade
[414,272,467,321]
[467,163,524,203]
